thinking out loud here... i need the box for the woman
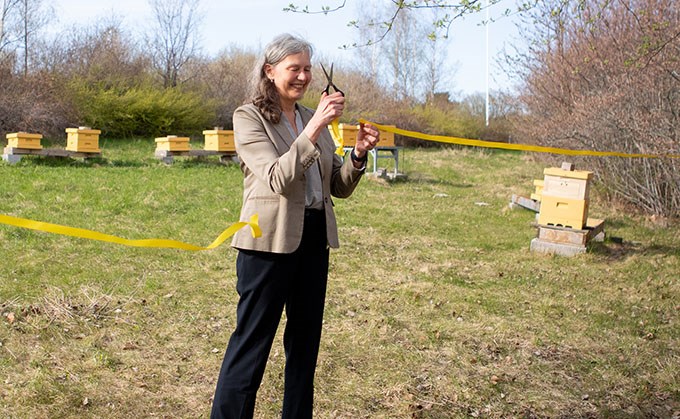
[211,34,380,419]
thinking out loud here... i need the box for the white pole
[485,0,490,127]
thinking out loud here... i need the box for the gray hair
[248,34,314,123]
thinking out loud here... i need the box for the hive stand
[3,130,102,164]
[336,123,405,179]
[154,131,238,164]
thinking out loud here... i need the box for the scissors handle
[321,63,344,96]
[323,84,344,96]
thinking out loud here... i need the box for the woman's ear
[264,64,274,81]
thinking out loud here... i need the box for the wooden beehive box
[537,165,593,229]
[329,124,396,148]
[531,179,544,201]
[202,129,235,152]
[377,125,395,147]
[6,132,43,150]
[66,127,101,152]
[330,123,357,147]
[155,135,190,151]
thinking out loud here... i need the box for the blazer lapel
[271,120,294,150]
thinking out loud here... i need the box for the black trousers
[211,209,329,419]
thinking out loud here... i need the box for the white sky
[49,0,522,96]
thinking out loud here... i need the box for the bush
[0,69,76,140]
[68,80,216,138]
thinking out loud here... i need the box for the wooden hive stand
[335,123,406,180]
[3,129,102,164]
[154,131,238,164]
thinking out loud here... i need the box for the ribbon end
[248,214,262,238]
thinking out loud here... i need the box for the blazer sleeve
[233,104,320,195]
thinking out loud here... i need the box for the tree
[0,0,20,55]
[147,0,202,88]
[285,0,533,47]
[351,1,454,103]
[16,0,49,76]
[383,7,424,101]
[0,0,51,75]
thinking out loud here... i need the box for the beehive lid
[155,136,190,142]
[66,127,101,134]
[6,132,43,139]
[544,167,593,180]
[202,130,230,135]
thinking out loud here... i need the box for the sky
[48,0,522,96]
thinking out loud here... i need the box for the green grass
[0,143,678,418]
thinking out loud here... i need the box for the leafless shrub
[188,47,256,129]
[508,0,680,218]
[0,69,73,139]
[42,19,149,85]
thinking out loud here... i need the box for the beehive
[155,135,190,151]
[377,125,395,147]
[66,127,101,152]
[537,166,593,229]
[333,123,358,147]
[531,179,544,201]
[202,129,235,152]
[330,124,396,148]
[6,132,43,150]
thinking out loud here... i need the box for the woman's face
[266,51,312,108]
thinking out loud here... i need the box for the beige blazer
[230,103,364,254]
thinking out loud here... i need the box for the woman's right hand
[303,92,345,143]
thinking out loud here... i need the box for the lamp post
[485,0,490,127]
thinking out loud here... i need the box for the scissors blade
[321,63,332,83]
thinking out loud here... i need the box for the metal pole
[485,0,490,127]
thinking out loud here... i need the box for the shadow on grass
[174,158,240,168]
[8,156,150,168]
[2,155,239,169]
[590,239,680,260]
[402,172,473,188]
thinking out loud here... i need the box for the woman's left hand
[354,123,380,159]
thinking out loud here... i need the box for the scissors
[321,63,344,96]
[320,63,345,155]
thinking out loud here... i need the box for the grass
[0,141,678,418]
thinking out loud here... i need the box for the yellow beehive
[542,167,592,200]
[330,124,396,148]
[531,179,544,201]
[66,127,101,152]
[538,196,589,229]
[202,129,235,152]
[326,124,358,148]
[537,165,593,229]
[155,135,190,151]
[377,125,395,147]
[6,132,43,150]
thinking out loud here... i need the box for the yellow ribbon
[360,119,680,159]
[328,119,344,155]
[0,213,261,251]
